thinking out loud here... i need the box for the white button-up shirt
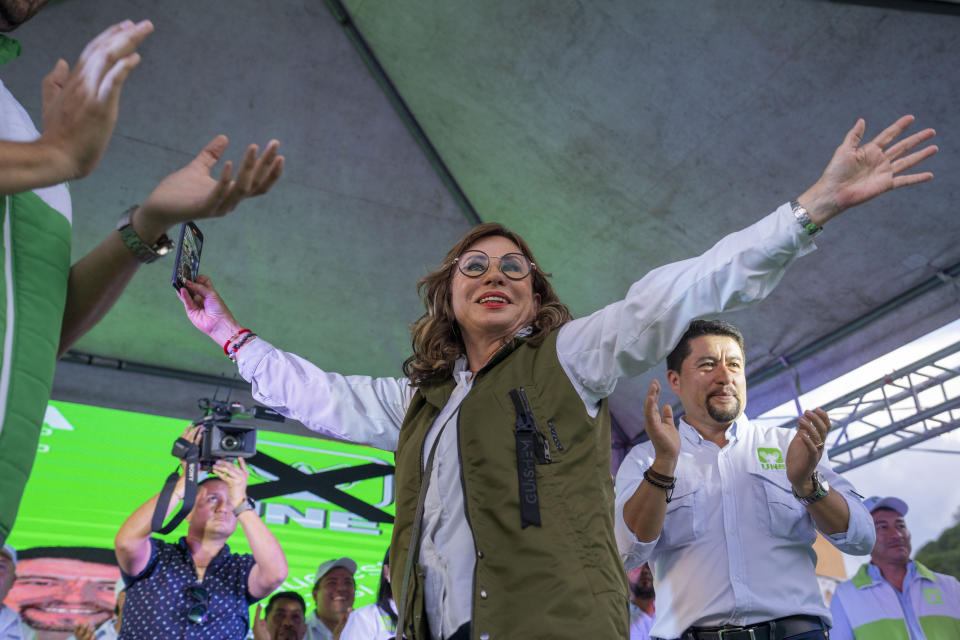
[239,204,814,639]
[615,416,875,639]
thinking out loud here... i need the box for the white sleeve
[557,203,816,406]
[818,457,877,555]
[235,338,415,452]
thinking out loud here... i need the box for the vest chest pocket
[659,477,702,549]
[750,471,814,541]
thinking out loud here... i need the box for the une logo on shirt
[757,447,786,470]
[923,588,943,605]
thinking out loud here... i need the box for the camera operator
[114,425,287,639]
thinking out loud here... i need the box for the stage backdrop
[3,399,395,639]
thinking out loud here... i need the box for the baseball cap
[314,557,357,587]
[863,495,908,516]
[0,544,15,567]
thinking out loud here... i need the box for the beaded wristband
[643,469,676,503]
[227,332,258,361]
[223,328,251,356]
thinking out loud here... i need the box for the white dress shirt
[238,204,814,639]
[614,416,875,639]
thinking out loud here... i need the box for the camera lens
[220,434,241,451]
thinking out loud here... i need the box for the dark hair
[402,222,573,385]
[376,548,397,628]
[666,319,745,373]
[265,591,306,617]
[18,546,117,565]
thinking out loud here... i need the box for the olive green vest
[390,331,629,639]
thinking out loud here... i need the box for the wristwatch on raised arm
[233,496,257,517]
[117,205,174,263]
[790,199,822,237]
[792,471,830,506]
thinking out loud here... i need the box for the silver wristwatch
[117,206,174,263]
[792,471,830,506]
[790,199,822,236]
[233,496,256,517]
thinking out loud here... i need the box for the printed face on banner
[4,556,119,637]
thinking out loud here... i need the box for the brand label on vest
[757,447,786,470]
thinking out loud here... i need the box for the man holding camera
[114,426,287,639]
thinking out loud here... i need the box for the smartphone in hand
[172,222,203,291]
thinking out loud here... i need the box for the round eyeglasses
[186,585,209,624]
[454,250,535,280]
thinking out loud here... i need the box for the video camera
[152,394,286,534]
[187,397,285,468]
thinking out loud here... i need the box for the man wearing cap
[615,319,876,640]
[829,496,960,639]
[0,544,34,640]
[65,577,126,640]
[306,558,356,640]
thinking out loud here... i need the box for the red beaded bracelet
[223,328,251,356]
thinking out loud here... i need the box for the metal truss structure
[769,340,960,473]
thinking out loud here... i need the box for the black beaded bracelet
[643,469,675,503]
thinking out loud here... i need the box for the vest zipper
[547,420,564,452]
[510,387,551,463]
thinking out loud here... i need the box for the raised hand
[137,135,284,237]
[212,457,250,511]
[644,380,681,475]
[252,602,271,640]
[178,275,244,345]
[801,115,937,225]
[72,621,96,640]
[40,19,154,180]
[786,408,831,493]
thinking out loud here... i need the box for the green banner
[2,400,395,638]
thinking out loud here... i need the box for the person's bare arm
[786,408,850,534]
[211,457,288,598]
[621,380,680,542]
[114,425,199,575]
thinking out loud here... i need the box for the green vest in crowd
[838,561,960,639]
[390,330,629,639]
